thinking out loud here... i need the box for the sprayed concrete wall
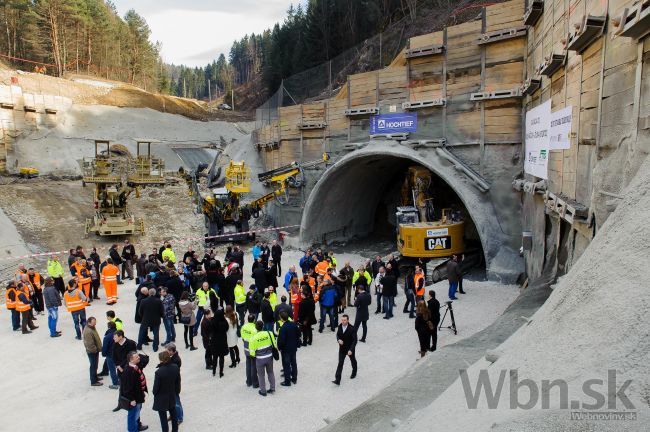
[0,84,72,172]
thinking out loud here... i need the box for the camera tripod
[439,300,457,335]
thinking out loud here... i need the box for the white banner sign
[549,106,573,150]
[524,100,551,179]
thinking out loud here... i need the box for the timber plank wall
[523,0,650,279]
[254,0,527,185]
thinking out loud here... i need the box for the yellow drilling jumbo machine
[189,153,329,244]
[82,139,166,236]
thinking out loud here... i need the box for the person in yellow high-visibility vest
[249,320,277,396]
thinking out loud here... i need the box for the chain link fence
[255,18,409,128]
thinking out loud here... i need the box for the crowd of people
[5,238,466,431]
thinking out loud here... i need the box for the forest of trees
[0,0,165,91]
[0,0,442,106]
[166,0,425,102]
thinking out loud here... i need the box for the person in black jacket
[371,255,384,278]
[224,266,241,307]
[427,290,441,352]
[260,291,274,331]
[231,246,244,269]
[89,247,101,270]
[165,344,184,424]
[277,311,300,386]
[109,244,124,285]
[271,240,282,274]
[112,331,137,372]
[266,259,278,289]
[153,351,181,432]
[387,254,400,279]
[380,271,397,320]
[353,285,371,343]
[246,286,261,320]
[121,239,136,280]
[120,351,148,432]
[403,269,416,318]
[210,309,230,378]
[110,330,137,412]
[297,291,316,346]
[200,309,213,369]
[415,301,433,357]
[137,288,164,352]
[165,272,184,321]
[273,296,292,322]
[251,265,267,291]
[333,314,357,385]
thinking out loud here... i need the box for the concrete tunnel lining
[299,143,520,281]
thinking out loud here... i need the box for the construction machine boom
[195,154,329,244]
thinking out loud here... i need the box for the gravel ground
[0,246,518,431]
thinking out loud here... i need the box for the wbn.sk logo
[459,369,636,418]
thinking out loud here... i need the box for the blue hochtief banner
[370,112,418,134]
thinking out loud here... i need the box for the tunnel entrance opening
[300,151,485,276]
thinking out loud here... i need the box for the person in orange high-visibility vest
[19,274,37,320]
[315,259,330,277]
[101,258,120,305]
[64,279,87,339]
[76,261,92,304]
[302,272,316,290]
[71,259,84,279]
[5,281,20,331]
[16,282,38,334]
[414,267,425,301]
[290,280,301,321]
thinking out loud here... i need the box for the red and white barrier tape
[0,225,300,263]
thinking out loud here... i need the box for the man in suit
[137,288,164,352]
[277,311,300,387]
[353,284,371,342]
[427,290,441,352]
[332,314,357,385]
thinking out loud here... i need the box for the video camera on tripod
[439,300,457,335]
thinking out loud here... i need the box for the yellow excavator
[194,153,329,243]
[396,166,470,282]
[82,139,166,236]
